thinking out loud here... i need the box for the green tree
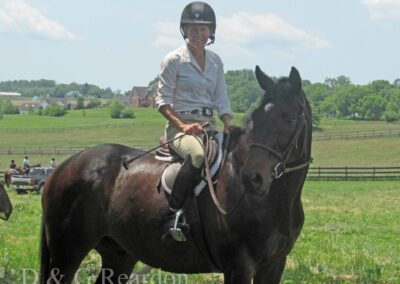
[87,86,102,98]
[359,95,387,120]
[320,99,337,118]
[109,101,124,118]
[121,108,135,118]
[54,84,69,97]
[225,69,262,112]
[86,98,102,109]
[324,75,351,89]
[383,110,398,122]
[43,105,67,117]
[304,83,329,114]
[369,80,391,96]
[1,100,19,114]
[76,97,85,109]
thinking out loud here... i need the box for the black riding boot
[162,156,201,242]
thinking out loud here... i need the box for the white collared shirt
[156,45,233,118]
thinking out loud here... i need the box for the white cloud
[362,0,400,21]
[218,12,330,50]
[153,12,330,58]
[153,21,181,47]
[0,0,78,40]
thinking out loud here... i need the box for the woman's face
[185,24,210,49]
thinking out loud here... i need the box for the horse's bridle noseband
[249,97,311,179]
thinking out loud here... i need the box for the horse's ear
[289,66,301,95]
[255,65,274,91]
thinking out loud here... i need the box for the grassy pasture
[311,137,400,167]
[0,107,399,283]
[0,181,398,283]
[1,108,400,168]
[317,118,400,134]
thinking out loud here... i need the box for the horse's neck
[230,133,250,170]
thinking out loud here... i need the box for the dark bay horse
[0,183,13,221]
[40,66,312,284]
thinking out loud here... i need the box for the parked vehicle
[10,167,54,194]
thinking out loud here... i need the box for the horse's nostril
[242,171,264,193]
[251,173,263,189]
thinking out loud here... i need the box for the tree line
[0,79,122,98]
[224,71,400,123]
[1,71,400,123]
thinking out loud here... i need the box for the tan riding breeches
[165,113,217,169]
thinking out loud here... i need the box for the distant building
[0,92,22,97]
[66,91,83,97]
[19,103,40,114]
[17,98,76,113]
[39,98,70,109]
[129,84,157,107]
[115,95,131,106]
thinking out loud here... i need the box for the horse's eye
[282,114,296,124]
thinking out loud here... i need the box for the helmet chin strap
[206,36,215,46]
[184,37,215,48]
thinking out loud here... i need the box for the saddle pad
[155,147,175,162]
[162,132,224,197]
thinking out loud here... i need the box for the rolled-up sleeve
[214,59,233,118]
[155,54,179,109]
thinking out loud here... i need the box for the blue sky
[1,0,400,92]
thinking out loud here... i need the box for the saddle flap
[161,132,224,196]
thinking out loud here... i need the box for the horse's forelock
[244,75,304,132]
[256,78,291,109]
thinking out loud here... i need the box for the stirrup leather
[169,209,187,242]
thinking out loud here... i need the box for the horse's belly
[111,226,216,273]
[108,191,217,273]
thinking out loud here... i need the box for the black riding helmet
[180,1,216,45]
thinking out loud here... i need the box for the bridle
[204,95,311,215]
[249,96,311,179]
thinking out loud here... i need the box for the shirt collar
[181,45,217,72]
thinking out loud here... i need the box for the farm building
[0,92,22,97]
[19,103,41,114]
[129,84,157,108]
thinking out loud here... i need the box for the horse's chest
[264,230,290,257]
[245,228,291,261]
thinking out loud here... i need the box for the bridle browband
[249,96,311,179]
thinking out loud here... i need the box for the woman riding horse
[40,65,312,284]
[156,1,233,241]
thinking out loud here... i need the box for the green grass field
[1,107,399,168]
[0,181,398,283]
[316,118,400,134]
[1,107,399,283]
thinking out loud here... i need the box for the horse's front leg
[223,251,255,284]
[223,268,253,284]
[253,256,287,284]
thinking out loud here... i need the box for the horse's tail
[39,220,50,284]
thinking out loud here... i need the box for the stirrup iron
[169,209,187,242]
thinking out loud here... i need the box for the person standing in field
[22,156,30,174]
[50,158,57,168]
[9,160,16,170]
